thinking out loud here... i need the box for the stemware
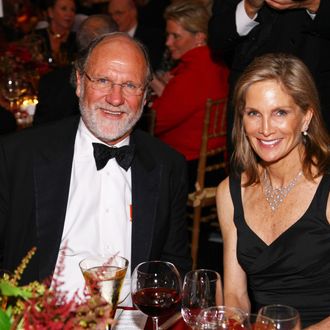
[79,254,129,320]
[181,269,222,329]
[1,75,26,111]
[131,261,182,330]
[247,313,275,330]
[197,306,251,329]
[257,304,301,330]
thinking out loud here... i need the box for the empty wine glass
[197,306,251,329]
[79,254,129,320]
[257,305,301,330]
[131,261,182,330]
[181,269,222,329]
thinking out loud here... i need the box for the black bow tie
[92,142,135,171]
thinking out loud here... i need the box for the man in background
[208,0,330,154]
[34,14,118,125]
[108,0,165,71]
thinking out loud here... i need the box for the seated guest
[0,106,17,134]
[108,0,165,71]
[217,53,330,329]
[151,0,229,191]
[34,0,77,68]
[0,32,191,300]
[33,14,118,125]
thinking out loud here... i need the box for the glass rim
[184,269,221,281]
[133,260,179,276]
[258,304,300,321]
[79,254,129,271]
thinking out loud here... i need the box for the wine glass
[1,75,26,111]
[257,305,301,330]
[79,254,129,320]
[197,306,251,329]
[181,269,222,329]
[131,261,182,330]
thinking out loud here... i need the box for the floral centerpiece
[0,248,115,329]
[0,36,51,95]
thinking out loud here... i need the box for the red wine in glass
[132,287,181,317]
[131,261,182,330]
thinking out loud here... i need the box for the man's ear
[76,71,82,97]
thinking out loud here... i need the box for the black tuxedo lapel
[130,130,161,272]
[34,116,79,280]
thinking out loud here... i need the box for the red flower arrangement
[0,38,51,94]
[0,247,116,329]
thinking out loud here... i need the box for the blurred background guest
[151,0,229,192]
[34,0,77,68]
[0,106,17,134]
[34,14,118,125]
[135,0,169,31]
[107,0,165,71]
[208,0,330,156]
[217,53,330,329]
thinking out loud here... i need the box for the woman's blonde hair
[232,53,330,185]
[164,0,210,36]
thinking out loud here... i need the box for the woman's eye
[275,109,288,116]
[246,110,259,117]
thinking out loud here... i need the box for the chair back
[194,97,228,193]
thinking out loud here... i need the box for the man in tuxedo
[0,33,191,299]
[208,0,330,154]
[108,0,165,71]
[33,14,118,126]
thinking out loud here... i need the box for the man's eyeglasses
[83,71,145,96]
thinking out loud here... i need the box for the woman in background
[151,0,228,191]
[217,53,330,329]
[35,0,77,67]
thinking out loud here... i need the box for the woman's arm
[216,178,251,311]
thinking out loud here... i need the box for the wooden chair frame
[188,97,228,270]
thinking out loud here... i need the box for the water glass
[181,269,222,329]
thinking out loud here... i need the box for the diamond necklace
[262,169,303,212]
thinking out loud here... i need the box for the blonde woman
[217,53,330,329]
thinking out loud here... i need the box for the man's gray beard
[79,92,145,144]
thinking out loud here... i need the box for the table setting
[0,250,302,329]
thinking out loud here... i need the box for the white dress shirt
[52,119,132,305]
[236,0,316,36]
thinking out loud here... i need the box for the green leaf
[0,281,32,298]
[0,309,11,330]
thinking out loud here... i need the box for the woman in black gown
[216,53,330,329]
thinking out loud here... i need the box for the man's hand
[265,0,320,13]
[244,0,266,18]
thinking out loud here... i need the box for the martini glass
[79,254,129,321]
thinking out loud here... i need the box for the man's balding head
[76,14,118,50]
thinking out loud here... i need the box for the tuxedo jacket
[208,0,330,130]
[0,116,191,284]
